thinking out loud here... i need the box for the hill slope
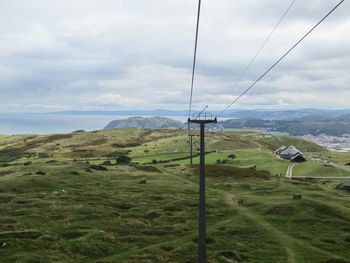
[104,116,185,130]
[1,129,350,262]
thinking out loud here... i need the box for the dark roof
[290,154,306,162]
[344,181,350,187]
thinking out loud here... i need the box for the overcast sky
[0,0,349,113]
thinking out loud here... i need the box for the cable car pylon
[188,112,217,263]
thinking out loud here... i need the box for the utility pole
[189,134,195,165]
[188,114,217,263]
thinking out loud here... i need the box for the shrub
[152,159,158,164]
[46,160,57,163]
[116,155,132,164]
[228,154,236,159]
[104,151,127,158]
[89,165,107,171]
[112,142,141,148]
[38,153,50,158]
[0,149,22,163]
[135,166,161,173]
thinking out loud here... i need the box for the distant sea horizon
[2,108,350,135]
[0,113,190,135]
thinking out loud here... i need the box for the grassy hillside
[1,128,350,262]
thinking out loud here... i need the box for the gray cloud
[0,0,349,113]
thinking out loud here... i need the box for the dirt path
[224,193,344,263]
[286,164,296,179]
[93,166,344,263]
[225,194,296,263]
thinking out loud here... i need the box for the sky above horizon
[0,0,349,113]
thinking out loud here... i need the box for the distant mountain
[218,118,350,136]
[220,109,350,121]
[50,109,350,121]
[103,115,350,136]
[104,117,185,130]
[49,109,189,116]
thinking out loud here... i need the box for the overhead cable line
[216,0,344,118]
[223,0,297,103]
[194,105,208,120]
[188,0,202,120]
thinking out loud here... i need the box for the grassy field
[0,128,350,262]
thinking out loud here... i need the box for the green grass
[309,151,350,167]
[293,161,350,177]
[133,152,191,164]
[0,128,350,262]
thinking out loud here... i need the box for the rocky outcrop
[104,117,185,130]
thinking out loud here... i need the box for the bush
[228,154,236,159]
[112,142,141,148]
[116,155,132,164]
[38,153,50,158]
[104,151,127,158]
[89,165,107,171]
[152,159,158,164]
[0,149,22,163]
[46,160,57,163]
[35,171,46,175]
[135,166,160,173]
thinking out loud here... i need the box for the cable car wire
[222,0,297,107]
[216,0,344,118]
[188,0,202,120]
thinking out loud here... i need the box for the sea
[0,113,189,135]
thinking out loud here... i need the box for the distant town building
[275,145,306,162]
